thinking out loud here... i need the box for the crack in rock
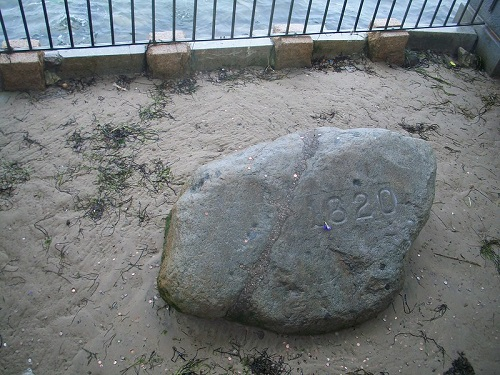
[226,129,320,320]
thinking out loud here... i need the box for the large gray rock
[158,127,436,334]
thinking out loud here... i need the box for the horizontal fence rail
[0,0,487,52]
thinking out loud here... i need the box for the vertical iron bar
[250,0,257,37]
[62,0,73,47]
[86,0,95,46]
[430,0,443,26]
[152,0,156,42]
[321,0,331,33]
[268,0,276,35]
[353,0,365,32]
[173,0,176,41]
[212,0,217,39]
[41,0,53,49]
[303,0,313,33]
[369,0,383,30]
[456,0,473,24]
[401,0,413,28]
[193,0,197,40]
[230,0,236,38]
[337,0,348,32]
[18,0,33,49]
[385,0,398,29]
[286,0,295,35]
[131,0,135,43]
[415,0,428,27]
[0,10,11,51]
[108,0,115,44]
[444,0,458,25]
[470,0,485,23]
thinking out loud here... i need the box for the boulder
[158,127,436,334]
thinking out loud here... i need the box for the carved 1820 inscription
[326,187,397,225]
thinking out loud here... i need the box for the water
[0,0,460,48]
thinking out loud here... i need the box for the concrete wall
[455,0,500,76]
[471,0,500,76]
[46,45,147,79]
[1,25,497,91]
[469,0,500,36]
[407,27,477,54]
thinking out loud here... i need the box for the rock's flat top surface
[158,127,436,334]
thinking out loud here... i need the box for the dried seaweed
[22,131,44,149]
[0,161,30,198]
[59,77,96,92]
[444,352,475,375]
[34,216,52,252]
[96,157,134,193]
[347,370,389,375]
[425,303,449,322]
[433,253,481,267]
[139,158,173,194]
[312,54,371,73]
[170,77,199,95]
[67,130,87,152]
[480,238,500,275]
[139,82,175,121]
[172,358,210,375]
[404,50,430,69]
[114,75,133,91]
[78,196,109,222]
[83,348,98,366]
[120,350,164,374]
[208,67,284,86]
[479,93,498,113]
[65,120,174,225]
[398,118,439,140]
[94,123,158,149]
[242,349,292,375]
[394,330,446,359]
[311,109,336,122]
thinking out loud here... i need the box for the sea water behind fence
[0,0,486,51]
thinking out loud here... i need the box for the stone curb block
[0,51,45,91]
[146,43,191,79]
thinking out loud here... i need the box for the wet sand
[0,56,499,374]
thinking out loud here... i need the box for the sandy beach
[0,54,498,374]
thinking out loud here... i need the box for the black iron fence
[0,0,487,52]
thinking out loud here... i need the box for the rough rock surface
[158,127,436,334]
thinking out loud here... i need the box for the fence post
[271,24,313,69]
[367,19,409,66]
[146,43,191,79]
[0,41,45,91]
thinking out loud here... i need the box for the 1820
[327,188,397,225]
